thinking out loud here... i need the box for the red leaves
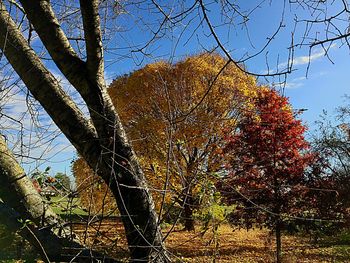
[219,88,317,228]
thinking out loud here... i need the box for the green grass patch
[47,196,88,216]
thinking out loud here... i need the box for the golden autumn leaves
[74,53,259,218]
[73,53,288,228]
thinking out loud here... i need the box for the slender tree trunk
[275,220,282,263]
[183,197,195,231]
[182,161,197,232]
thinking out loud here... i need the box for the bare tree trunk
[0,1,168,261]
[275,220,282,263]
[183,187,195,231]
[183,163,196,232]
[0,135,59,228]
[183,200,195,231]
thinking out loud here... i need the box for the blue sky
[104,0,350,129]
[4,1,349,177]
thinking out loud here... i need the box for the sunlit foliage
[108,53,258,230]
[218,88,317,261]
[72,158,117,214]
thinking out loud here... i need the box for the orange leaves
[108,53,259,211]
[72,158,117,214]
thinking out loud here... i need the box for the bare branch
[199,0,292,77]
[79,0,105,79]
[0,0,100,161]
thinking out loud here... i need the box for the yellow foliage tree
[108,53,258,230]
[72,158,117,215]
[73,53,258,228]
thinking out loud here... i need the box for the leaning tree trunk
[0,135,116,262]
[0,1,168,261]
[0,135,59,228]
[0,202,117,262]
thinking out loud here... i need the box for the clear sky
[7,1,349,177]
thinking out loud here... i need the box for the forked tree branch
[0,0,100,162]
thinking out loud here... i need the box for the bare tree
[0,0,168,261]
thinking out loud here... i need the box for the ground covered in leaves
[72,219,350,262]
[1,221,350,262]
[165,224,350,262]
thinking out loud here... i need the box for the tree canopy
[112,53,257,229]
[74,53,259,230]
[218,88,317,262]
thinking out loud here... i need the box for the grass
[48,196,88,216]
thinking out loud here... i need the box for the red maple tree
[219,88,316,262]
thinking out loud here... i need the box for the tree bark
[0,202,118,262]
[183,200,195,231]
[0,135,59,228]
[275,219,282,263]
[183,163,196,232]
[0,1,168,261]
